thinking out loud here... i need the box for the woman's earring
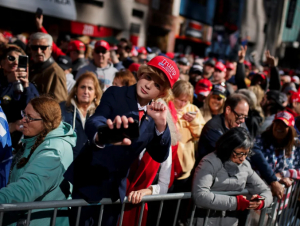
[74,95,77,99]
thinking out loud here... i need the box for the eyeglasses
[21,110,43,123]
[232,109,248,120]
[30,45,49,51]
[94,48,107,54]
[7,55,17,62]
[232,150,252,158]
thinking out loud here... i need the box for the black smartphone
[252,197,265,201]
[97,120,140,144]
[36,8,43,19]
[18,55,28,71]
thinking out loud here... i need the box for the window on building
[130,23,141,34]
[75,0,104,7]
[132,9,144,19]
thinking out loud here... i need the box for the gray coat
[191,152,272,226]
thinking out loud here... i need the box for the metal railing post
[51,208,57,226]
[0,212,4,226]
[203,209,210,226]
[258,208,267,226]
[155,200,164,226]
[75,206,81,226]
[98,205,104,226]
[118,202,126,226]
[25,210,31,226]
[188,204,196,226]
[172,199,181,226]
[137,202,145,226]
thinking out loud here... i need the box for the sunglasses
[94,48,107,54]
[7,55,17,62]
[30,45,49,51]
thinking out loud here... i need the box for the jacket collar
[32,56,55,72]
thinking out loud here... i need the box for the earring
[94,98,96,102]
[74,95,77,99]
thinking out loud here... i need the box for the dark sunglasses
[94,48,107,54]
[30,45,49,51]
[7,55,17,62]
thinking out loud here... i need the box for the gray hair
[30,32,53,46]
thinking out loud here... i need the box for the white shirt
[138,148,172,195]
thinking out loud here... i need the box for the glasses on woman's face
[21,110,43,123]
[232,109,248,120]
[7,55,17,62]
[232,150,252,158]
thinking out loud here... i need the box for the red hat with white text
[147,56,180,88]
[274,111,295,126]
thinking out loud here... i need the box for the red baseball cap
[147,56,179,88]
[68,40,86,52]
[94,40,110,51]
[244,60,252,70]
[226,62,235,71]
[215,62,226,72]
[128,63,140,72]
[290,91,300,103]
[195,78,213,96]
[138,47,147,55]
[3,31,12,39]
[166,52,174,59]
[274,111,295,126]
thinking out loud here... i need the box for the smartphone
[97,120,140,144]
[252,197,265,201]
[18,55,28,71]
[36,8,43,19]
[188,112,197,115]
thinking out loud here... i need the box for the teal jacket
[0,122,76,226]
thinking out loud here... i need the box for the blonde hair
[66,72,102,108]
[248,85,265,118]
[201,93,225,122]
[172,80,194,103]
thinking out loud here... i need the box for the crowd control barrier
[0,185,298,226]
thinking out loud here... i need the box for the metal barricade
[258,180,300,226]
[0,188,297,226]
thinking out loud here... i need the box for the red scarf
[121,151,160,226]
[168,101,182,184]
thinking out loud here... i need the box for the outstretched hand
[238,45,247,63]
[265,50,277,67]
[35,14,43,29]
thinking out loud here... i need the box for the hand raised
[147,101,167,133]
[238,45,247,63]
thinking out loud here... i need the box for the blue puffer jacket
[60,100,96,158]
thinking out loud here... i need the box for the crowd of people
[0,13,300,226]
